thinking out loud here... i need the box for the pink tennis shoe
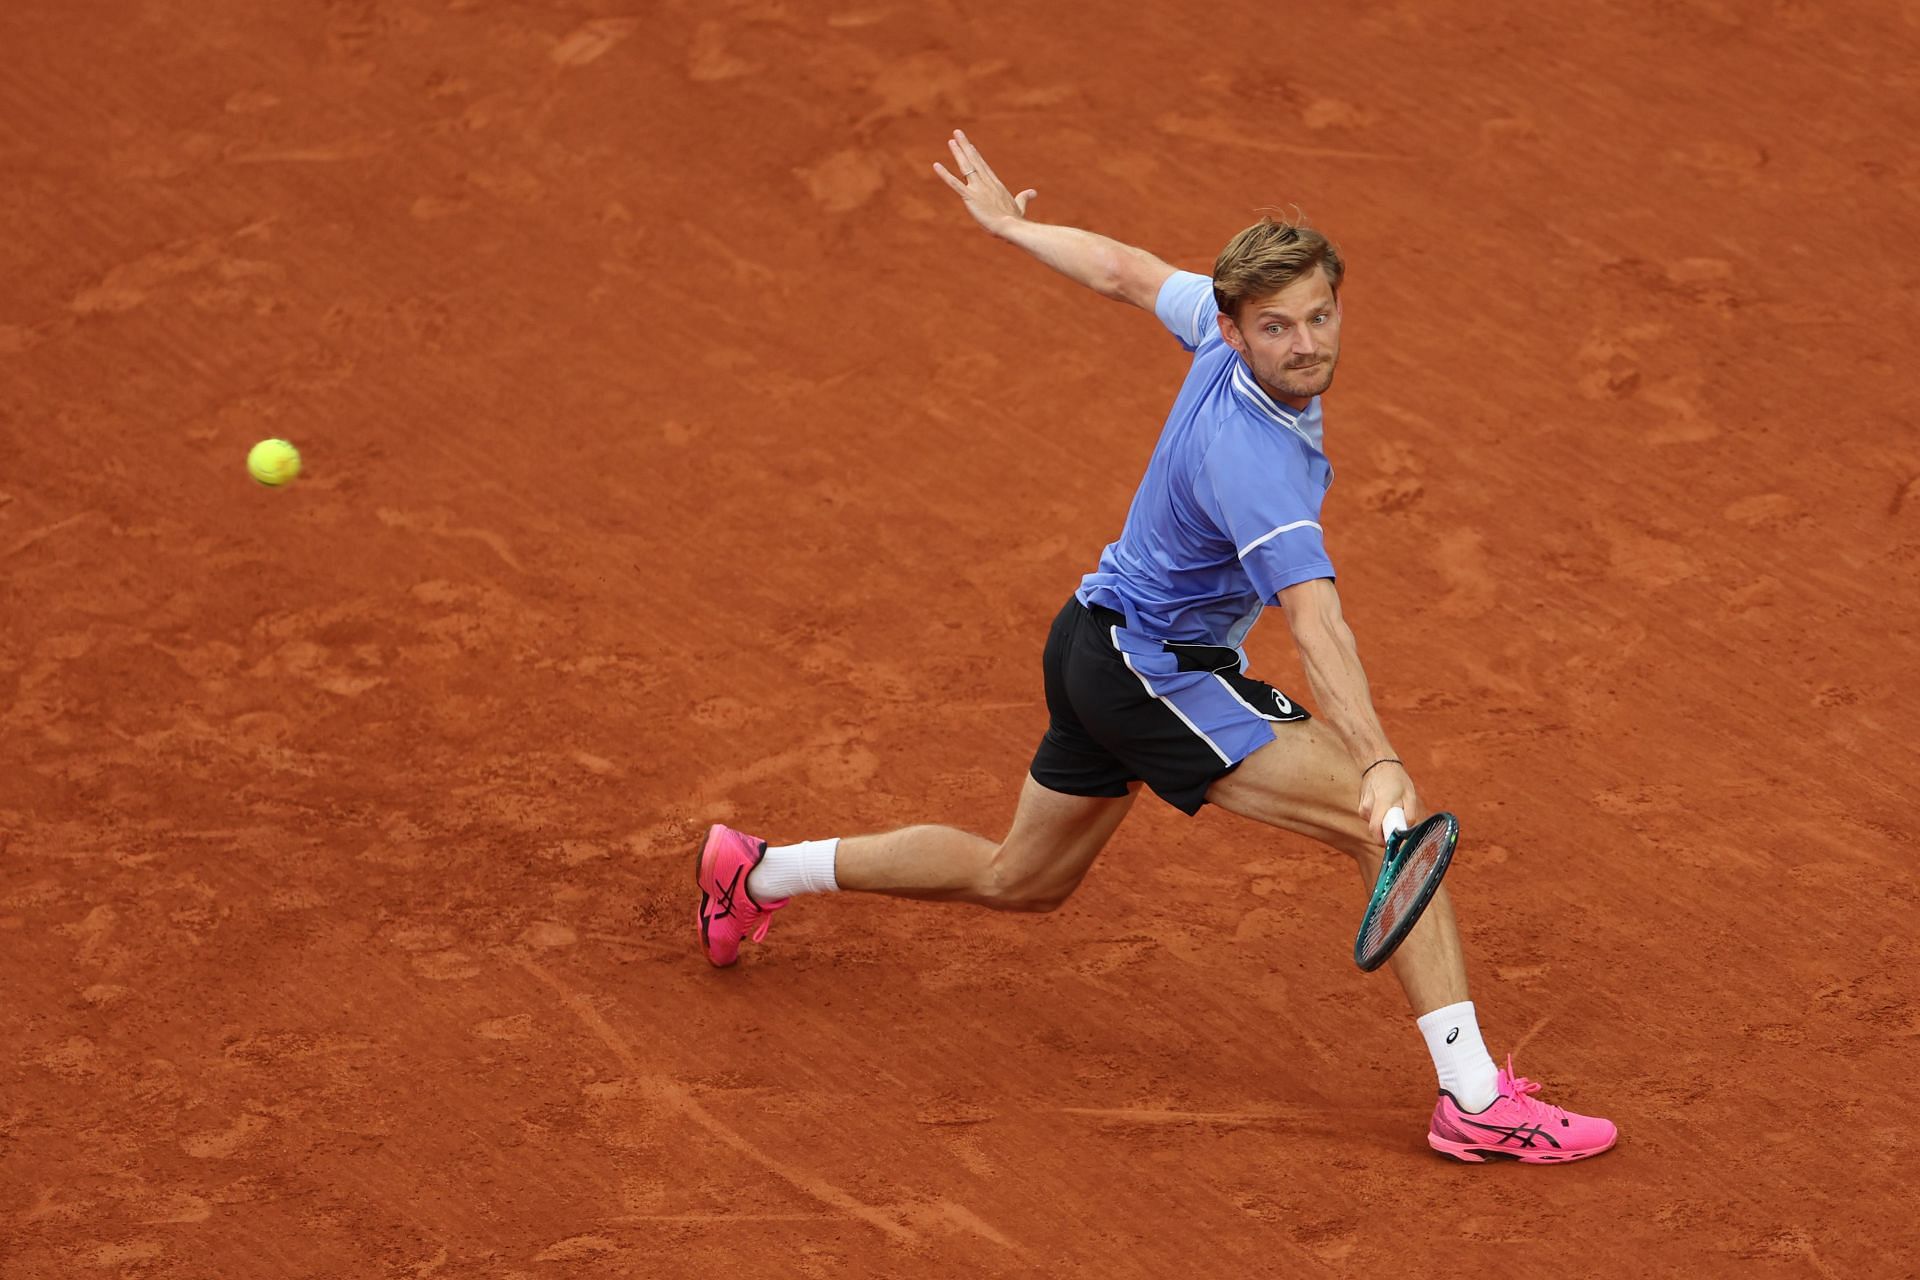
[694,823,786,967]
[1428,1056,1617,1163]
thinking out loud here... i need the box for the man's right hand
[933,129,1037,236]
[1359,760,1422,845]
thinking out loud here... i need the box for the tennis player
[696,130,1616,1163]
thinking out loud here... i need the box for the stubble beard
[1263,352,1339,403]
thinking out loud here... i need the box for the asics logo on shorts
[1272,690,1293,715]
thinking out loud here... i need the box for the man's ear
[1216,310,1245,354]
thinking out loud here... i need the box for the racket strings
[1354,812,1459,972]
[1363,826,1450,952]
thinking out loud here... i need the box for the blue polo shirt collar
[1230,359,1324,452]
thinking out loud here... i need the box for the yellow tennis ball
[247,438,301,487]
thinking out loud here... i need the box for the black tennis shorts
[1029,596,1311,816]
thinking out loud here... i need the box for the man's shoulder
[1175,346,1253,421]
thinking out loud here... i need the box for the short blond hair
[1212,216,1345,322]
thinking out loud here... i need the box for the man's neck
[1253,372,1312,413]
[1265,380,1313,412]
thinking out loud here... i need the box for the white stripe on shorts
[1112,626,1232,765]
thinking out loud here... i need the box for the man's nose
[1290,326,1318,355]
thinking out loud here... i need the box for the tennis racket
[1353,806,1460,972]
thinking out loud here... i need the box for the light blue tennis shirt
[1076,270,1336,647]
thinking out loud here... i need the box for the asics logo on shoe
[708,865,746,922]
[1460,1118,1561,1150]
[1446,1028,1459,1044]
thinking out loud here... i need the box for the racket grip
[1382,807,1408,842]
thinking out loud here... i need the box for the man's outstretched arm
[933,129,1176,310]
[1276,576,1421,841]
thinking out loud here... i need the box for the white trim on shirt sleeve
[1236,519,1324,559]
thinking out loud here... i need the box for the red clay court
[4,3,1918,1276]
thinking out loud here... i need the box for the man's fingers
[949,132,991,184]
[932,161,969,195]
[954,128,996,183]
[1015,189,1036,213]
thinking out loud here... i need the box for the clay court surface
[5,2,1920,1275]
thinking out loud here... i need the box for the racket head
[1353,811,1460,972]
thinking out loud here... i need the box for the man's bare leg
[829,775,1138,911]
[1205,718,1469,1014]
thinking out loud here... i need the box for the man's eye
[1265,325,1283,335]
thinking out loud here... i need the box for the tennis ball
[247,438,301,487]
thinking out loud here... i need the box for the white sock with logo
[745,838,841,902]
[1416,1000,1500,1112]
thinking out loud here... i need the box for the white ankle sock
[1416,1000,1500,1112]
[746,838,841,902]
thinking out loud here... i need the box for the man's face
[1218,268,1343,407]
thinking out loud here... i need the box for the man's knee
[993,886,1074,913]
[977,850,1076,912]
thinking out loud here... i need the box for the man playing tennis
[695,130,1616,1163]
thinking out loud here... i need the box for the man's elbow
[1107,247,1170,309]
[1093,248,1136,303]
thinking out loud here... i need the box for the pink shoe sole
[1428,1131,1617,1164]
